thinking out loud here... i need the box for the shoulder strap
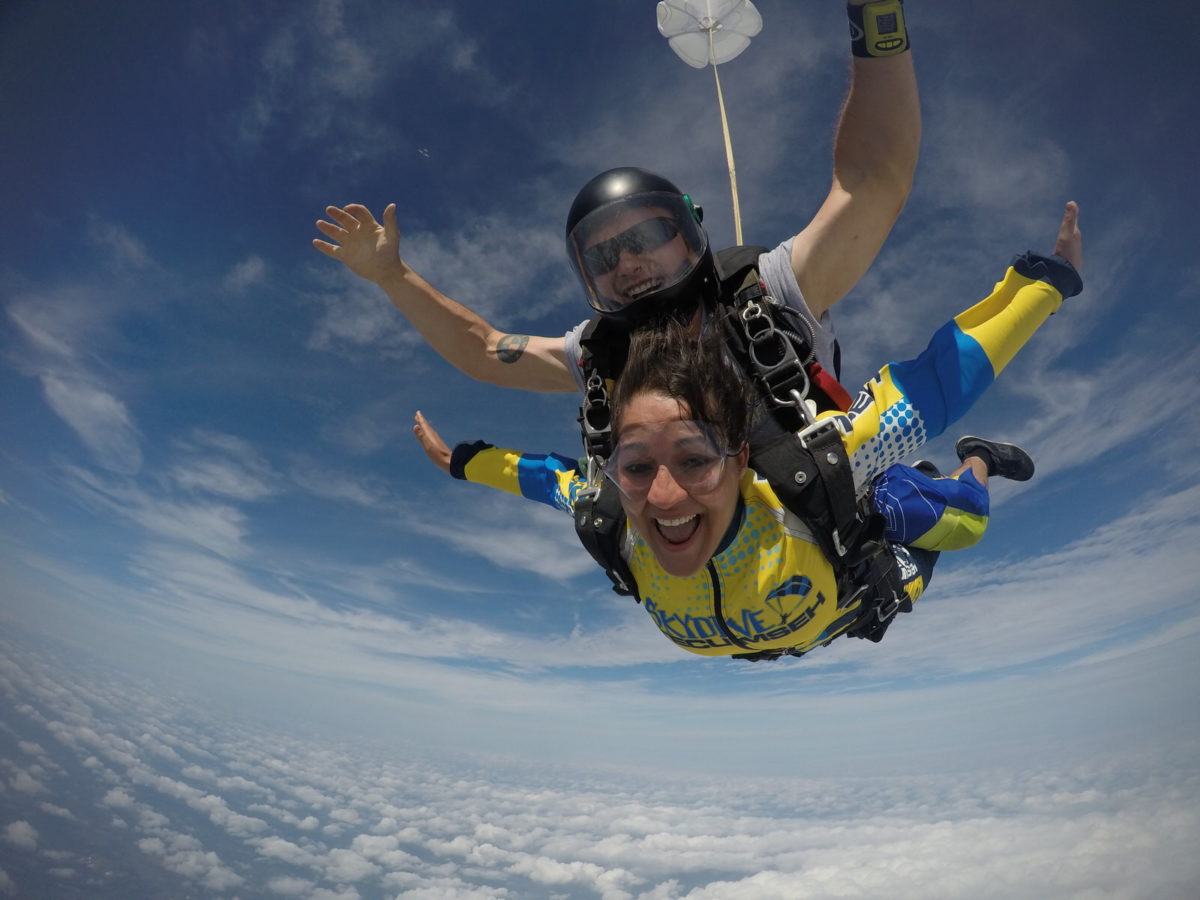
[712,249,905,632]
[575,317,638,598]
[715,244,770,287]
[577,314,630,461]
[573,478,639,600]
[578,313,631,384]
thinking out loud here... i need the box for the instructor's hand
[313,203,406,285]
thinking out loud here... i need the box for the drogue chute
[656,0,762,243]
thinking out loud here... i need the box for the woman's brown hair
[611,316,753,451]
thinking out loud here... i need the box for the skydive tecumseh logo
[642,577,825,651]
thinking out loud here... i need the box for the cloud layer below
[2,633,1199,900]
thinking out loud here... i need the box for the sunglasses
[602,422,731,499]
[582,216,681,276]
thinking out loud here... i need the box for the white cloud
[400,213,576,324]
[350,833,421,868]
[3,630,1198,900]
[385,875,508,898]
[1,821,37,851]
[924,88,1070,217]
[223,255,269,293]
[169,430,282,500]
[8,769,44,794]
[65,465,250,559]
[507,853,636,894]
[101,787,136,809]
[37,802,78,821]
[85,218,157,273]
[866,485,1200,682]
[329,807,362,825]
[253,835,317,866]
[6,296,79,360]
[231,2,502,162]
[113,535,668,673]
[40,373,143,474]
[4,282,152,475]
[289,456,395,506]
[137,834,245,892]
[267,875,317,896]
[305,272,425,359]
[1002,343,1197,485]
[409,491,597,582]
[323,847,380,882]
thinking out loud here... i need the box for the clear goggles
[567,192,707,313]
[602,419,734,500]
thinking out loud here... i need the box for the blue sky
[2,1,1199,897]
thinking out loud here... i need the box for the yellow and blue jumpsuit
[450,253,1081,658]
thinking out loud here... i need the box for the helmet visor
[567,192,708,313]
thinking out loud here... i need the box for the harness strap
[798,418,861,555]
[809,363,853,411]
[721,273,908,653]
[573,480,638,600]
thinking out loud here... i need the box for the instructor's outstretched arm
[789,0,921,318]
[315,203,574,392]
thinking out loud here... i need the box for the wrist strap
[848,0,910,58]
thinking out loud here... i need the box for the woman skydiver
[412,204,1083,659]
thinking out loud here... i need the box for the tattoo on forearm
[496,334,529,364]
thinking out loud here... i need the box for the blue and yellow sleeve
[450,441,586,515]
[838,252,1080,484]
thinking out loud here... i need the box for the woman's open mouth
[654,513,700,546]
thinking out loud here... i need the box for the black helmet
[565,167,718,321]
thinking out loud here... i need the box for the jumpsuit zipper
[707,559,753,651]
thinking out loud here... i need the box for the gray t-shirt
[561,237,838,390]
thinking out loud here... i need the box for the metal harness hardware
[740,296,815,423]
[580,371,613,460]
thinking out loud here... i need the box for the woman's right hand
[413,411,452,474]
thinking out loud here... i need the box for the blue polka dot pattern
[851,398,928,483]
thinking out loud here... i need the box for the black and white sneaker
[955,436,1035,482]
